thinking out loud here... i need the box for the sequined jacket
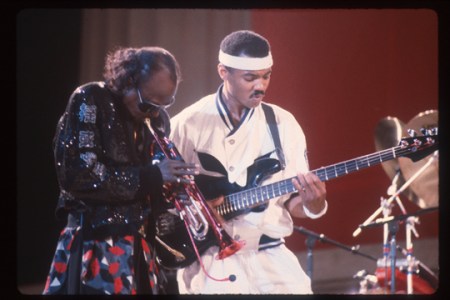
[53,81,166,229]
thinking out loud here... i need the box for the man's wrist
[303,200,328,219]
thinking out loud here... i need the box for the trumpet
[144,118,244,261]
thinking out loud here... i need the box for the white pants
[176,244,312,294]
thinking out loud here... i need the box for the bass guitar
[155,132,438,269]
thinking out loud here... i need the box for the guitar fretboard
[216,144,416,217]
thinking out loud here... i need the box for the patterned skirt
[43,224,161,295]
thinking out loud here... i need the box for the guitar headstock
[398,127,438,162]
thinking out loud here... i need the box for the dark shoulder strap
[262,103,286,170]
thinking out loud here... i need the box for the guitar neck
[219,145,406,217]
[312,146,400,181]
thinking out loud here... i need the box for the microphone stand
[305,233,316,280]
[294,226,378,280]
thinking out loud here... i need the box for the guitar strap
[262,103,286,170]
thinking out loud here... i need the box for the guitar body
[154,209,217,269]
[219,156,282,220]
[154,156,281,269]
[154,133,438,270]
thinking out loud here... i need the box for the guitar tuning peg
[407,129,417,137]
[413,138,423,146]
[426,137,435,145]
[400,139,410,147]
[420,128,428,136]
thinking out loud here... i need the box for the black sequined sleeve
[53,84,152,205]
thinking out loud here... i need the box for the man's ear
[217,63,228,80]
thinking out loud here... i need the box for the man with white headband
[170,30,327,294]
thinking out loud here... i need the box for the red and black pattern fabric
[43,227,79,293]
[43,226,159,295]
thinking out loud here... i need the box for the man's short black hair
[220,30,270,58]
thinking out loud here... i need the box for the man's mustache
[252,90,265,97]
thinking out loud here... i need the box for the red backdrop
[251,9,439,251]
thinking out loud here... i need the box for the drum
[374,262,437,294]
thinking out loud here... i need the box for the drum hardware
[352,150,438,238]
[354,112,439,294]
[376,258,418,271]
[356,188,437,294]
[353,269,381,294]
[385,216,401,294]
[396,244,439,290]
[358,206,438,231]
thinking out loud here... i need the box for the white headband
[218,50,273,70]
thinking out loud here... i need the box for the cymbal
[374,116,405,178]
[398,110,439,208]
[374,116,418,202]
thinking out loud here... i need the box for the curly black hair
[103,46,181,95]
[220,30,270,58]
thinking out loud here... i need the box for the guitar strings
[219,141,435,212]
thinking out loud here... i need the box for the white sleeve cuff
[303,200,328,219]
